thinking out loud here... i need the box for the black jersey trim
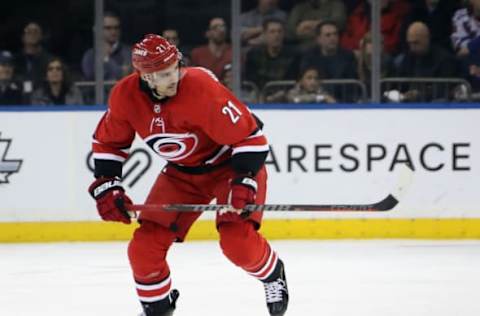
[231,151,268,176]
[94,159,123,178]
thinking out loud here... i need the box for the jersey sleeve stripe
[233,134,267,147]
[246,129,264,139]
[93,143,129,157]
[93,138,131,152]
[205,145,230,164]
[232,144,270,155]
[232,133,268,155]
[92,153,126,162]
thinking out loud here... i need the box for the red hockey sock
[245,244,278,281]
[128,221,176,301]
[218,221,278,281]
[135,273,172,303]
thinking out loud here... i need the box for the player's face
[141,61,180,97]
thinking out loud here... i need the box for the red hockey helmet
[131,34,181,73]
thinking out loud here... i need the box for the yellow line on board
[2,218,480,242]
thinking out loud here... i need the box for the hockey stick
[127,194,398,213]
[127,164,413,214]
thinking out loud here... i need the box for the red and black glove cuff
[230,175,257,217]
[231,175,258,192]
[89,177,124,200]
[88,177,132,224]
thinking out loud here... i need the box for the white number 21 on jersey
[222,101,242,124]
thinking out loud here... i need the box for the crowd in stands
[1,0,479,105]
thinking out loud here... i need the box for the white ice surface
[1,240,479,316]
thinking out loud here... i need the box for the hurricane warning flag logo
[0,133,22,183]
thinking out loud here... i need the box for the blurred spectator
[451,1,480,57]
[241,0,287,47]
[0,51,23,105]
[81,11,131,81]
[400,0,461,52]
[396,22,458,77]
[14,21,52,95]
[391,22,458,102]
[343,0,359,15]
[458,6,480,96]
[191,17,232,78]
[287,67,336,103]
[31,57,84,105]
[220,63,258,103]
[357,32,393,94]
[162,29,180,47]
[459,49,480,95]
[301,22,357,80]
[244,18,299,89]
[341,0,410,54]
[286,0,346,48]
[162,28,191,66]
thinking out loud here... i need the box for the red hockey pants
[127,164,278,302]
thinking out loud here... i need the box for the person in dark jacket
[31,57,84,105]
[392,22,459,102]
[0,50,23,105]
[301,21,357,80]
[400,0,461,52]
[300,21,357,101]
[245,18,299,90]
[14,21,52,95]
[81,11,131,80]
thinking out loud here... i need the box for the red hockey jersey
[92,67,268,171]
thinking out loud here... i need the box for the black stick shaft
[128,194,398,212]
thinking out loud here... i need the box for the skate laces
[264,278,287,303]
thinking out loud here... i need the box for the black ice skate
[262,260,289,316]
[140,289,179,316]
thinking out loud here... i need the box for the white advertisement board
[0,109,478,222]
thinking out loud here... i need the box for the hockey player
[88,34,289,316]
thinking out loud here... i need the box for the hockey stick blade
[127,194,398,213]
